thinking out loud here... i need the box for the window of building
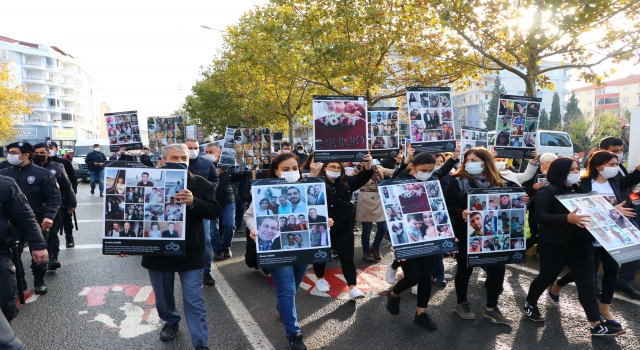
[588,101,593,107]
[564,69,571,76]
[596,88,605,95]
[484,81,488,87]
[47,98,60,107]
[622,97,629,103]
[475,94,478,101]
[623,86,629,92]
[485,94,488,100]
[552,70,558,78]
[587,91,592,96]
[604,86,619,93]
[61,113,74,121]
[45,57,55,67]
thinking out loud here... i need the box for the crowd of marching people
[2,134,640,350]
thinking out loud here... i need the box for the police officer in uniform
[33,143,77,270]
[48,142,78,248]
[0,142,61,294]
[0,174,48,322]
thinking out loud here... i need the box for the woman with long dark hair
[245,153,334,349]
[523,157,625,336]
[548,152,635,331]
[445,147,522,324]
[307,153,374,299]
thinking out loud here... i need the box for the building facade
[0,35,101,149]
[572,74,640,118]
[451,62,571,131]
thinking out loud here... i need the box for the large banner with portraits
[557,192,640,264]
[219,125,272,170]
[313,95,368,162]
[493,94,541,159]
[250,177,332,268]
[147,116,186,162]
[460,126,488,152]
[466,188,527,266]
[368,107,400,159]
[406,87,455,153]
[102,162,188,256]
[105,110,142,152]
[377,178,458,260]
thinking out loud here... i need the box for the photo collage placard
[102,164,187,256]
[557,192,640,264]
[460,126,488,152]
[466,188,527,266]
[105,110,142,152]
[313,95,368,162]
[494,94,541,159]
[219,126,272,170]
[378,178,458,260]
[147,116,186,162]
[251,177,332,268]
[406,87,455,153]
[368,107,400,159]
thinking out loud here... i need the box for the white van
[487,130,574,157]
[72,139,111,179]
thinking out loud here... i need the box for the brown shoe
[362,252,375,263]
[371,248,382,261]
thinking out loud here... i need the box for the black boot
[34,272,48,295]
[66,235,75,248]
[48,253,61,270]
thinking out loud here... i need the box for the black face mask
[33,155,48,164]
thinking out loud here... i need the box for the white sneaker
[315,278,330,292]
[386,264,397,284]
[349,287,365,300]
[411,285,418,295]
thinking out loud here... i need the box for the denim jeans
[148,268,208,348]
[89,169,105,193]
[360,221,387,253]
[203,219,211,274]
[210,202,236,253]
[432,254,445,281]
[268,264,308,339]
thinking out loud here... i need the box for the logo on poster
[513,252,523,260]
[165,242,180,251]
[314,250,328,259]
[355,152,366,159]
[445,143,455,149]
[442,240,454,248]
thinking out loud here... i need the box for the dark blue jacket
[0,162,61,220]
[85,151,107,172]
[0,175,46,253]
[40,159,77,209]
[188,156,219,189]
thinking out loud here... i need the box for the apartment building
[572,74,640,118]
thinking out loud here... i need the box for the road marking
[210,263,275,350]
[77,219,104,223]
[25,293,40,304]
[75,203,102,206]
[133,286,153,303]
[79,287,92,296]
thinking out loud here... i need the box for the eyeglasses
[325,166,341,171]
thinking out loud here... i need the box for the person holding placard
[523,157,624,336]
[548,151,636,329]
[245,153,334,350]
[308,154,374,300]
[445,147,526,325]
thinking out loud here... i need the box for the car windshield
[75,145,110,157]
[540,132,572,147]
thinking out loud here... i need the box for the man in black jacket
[138,143,220,350]
[0,142,61,295]
[48,142,77,248]
[33,143,77,271]
[0,175,48,323]
[85,143,107,197]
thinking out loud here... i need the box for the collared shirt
[258,239,273,251]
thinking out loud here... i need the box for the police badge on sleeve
[27,176,35,184]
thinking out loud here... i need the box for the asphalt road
[11,182,640,350]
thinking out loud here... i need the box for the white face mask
[128,150,141,156]
[279,171,300,183]
[188,150,199,159]
[205,154,217,162]
[615,153,623,164]
[465,162,484,175]
[49,150,56,157]
[93,147,101,152]
[325,170,341,180]
[281,150,290,154]
[7,154,22,166]
[566,173,581,185]
[495,162,506,171]
[433,165,442,171]
[599,166,619,179]
[414,171,432,181]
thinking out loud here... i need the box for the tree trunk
[288,116,295,145]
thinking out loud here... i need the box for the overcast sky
[1,0,267,117]
[1,1,636,118]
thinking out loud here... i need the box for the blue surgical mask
[465,162,484,175]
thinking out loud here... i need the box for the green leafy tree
[484,75,506,130]
[549,92,562,130]
[438,0,640,97]
[565,112,620,152]
[538,108,550,130]
[563,93,583,126]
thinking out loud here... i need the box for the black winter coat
[326,169,374,231]
[534,184,592,249]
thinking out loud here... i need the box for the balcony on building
[50,114,62,123]
[45,75,60,86]
[60,79,74,89]
[61,113,75,124]
[44,57,58,71]
[23,72,44,82]
[59,64,75,76]
[26,113,47,125]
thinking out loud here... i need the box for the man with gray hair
[137,143,220,350]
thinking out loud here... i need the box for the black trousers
[557,246,618,305]
[313,226,356,285]
[454,249,505,308]
[393,255,436,308]
[0,254,18,322]
[62,209,74,237]
[526,240,600,322]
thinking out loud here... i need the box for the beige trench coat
[355,165,394,223]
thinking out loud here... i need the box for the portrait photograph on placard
[406,87,456,153]
[493,95,541,158]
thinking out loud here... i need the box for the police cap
[33,142,49,151]
[6,141,35,154]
